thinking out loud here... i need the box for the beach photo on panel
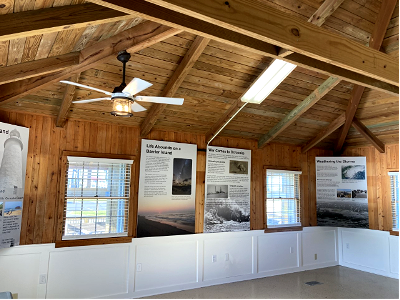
[172,158,192,195]
[229,160,248,174]
[337,189,352,199]
[4,201,23,216]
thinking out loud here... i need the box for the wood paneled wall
[343,144,399,231]
[2,110,394,245]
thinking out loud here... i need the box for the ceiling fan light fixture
[111,97,133,117]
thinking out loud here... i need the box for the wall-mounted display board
[316,157,368,228]
[204,146,251,233]
[0,122,29,248]
[137,139,197,237]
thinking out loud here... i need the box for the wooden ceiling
[0,0,398,152]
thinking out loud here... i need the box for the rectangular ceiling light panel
[241,59,296,104]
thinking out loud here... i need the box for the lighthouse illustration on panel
[0,129,24,191]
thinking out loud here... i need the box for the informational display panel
[0,122,29,248]
[316,157,368,228]
[204,146,251,233]
[137,139,197,237]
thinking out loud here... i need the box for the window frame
[56,151,136,247]
[388,170,399,235]
[263,166,303,233]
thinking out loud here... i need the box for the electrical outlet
[289,246,293,253]
[314,253,318,260]
[39,274,47,284]
[346,243,350,249]
[136,263,142,272]
[225,253,229,261]
[212,255,217,263]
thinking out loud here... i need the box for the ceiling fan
[60,50,184,117]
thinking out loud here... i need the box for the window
[389,172,399,231]
[266,169,302,227]
[62,156,133,240]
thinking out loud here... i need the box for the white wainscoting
[0,227,397,299]
[338,228,398,279]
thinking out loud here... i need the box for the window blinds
[389,172,399,231]
[63,158,132,240]
[266,170,302,227]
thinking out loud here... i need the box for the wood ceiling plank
[88,0,398,93]
[35,31,58,60]
[258,76,341,148]
[7,37,26,66]
[21,35,42,62]
[0,41,9,67]
[334,0,398,153]
[56,73,80,127]
[140,35,210,137]
[0,52,80,84]
[0,3,132,42]
[0,21,182,105]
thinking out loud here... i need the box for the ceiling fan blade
[131,101,147,112]
[73,97,111,103]
[135,96,184,105]
[60,80,112,96]
[122,78,152,95]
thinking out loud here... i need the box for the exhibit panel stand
[0,227,398,299]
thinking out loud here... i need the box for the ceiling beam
[89,0,398,87]
[334,85,366,153]
[0,3,132,42]
[334,0,397,153]
[0,21,182,105]
[56,73,81,128]
[278,0,345,57]
[351,117,385,153]
[258,76,340,148]
[206,0,345,144]
[140,36,210,137]
[301,112,346,153]
[0,53,79,85]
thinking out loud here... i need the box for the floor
[143,266,399,299]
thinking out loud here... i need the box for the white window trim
[67,156,133,165]
[388,171,399,232]
[266,169,302,228]
[62,157,133,240]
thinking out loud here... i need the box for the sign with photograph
[316,157,368,228]
[0,122,29,248]
[204,146,251,233]
[137,139,197,237]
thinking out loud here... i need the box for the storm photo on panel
[172,158,192,195]
[342,165,366,180]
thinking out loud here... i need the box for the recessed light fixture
[241,59,296,104]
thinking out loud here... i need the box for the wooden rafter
[0,21,182,105]
[301,112,346,153]
[140,36,210,137]
[334,0,397,153]
[258,76,340,148]
[0,53,79,85]
[89,0,399,87]
[206,0,345,144]
[56,73,81,128]
[351,117,385,153]
[0,3,132,42]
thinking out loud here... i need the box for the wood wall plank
[0,110,396,244]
